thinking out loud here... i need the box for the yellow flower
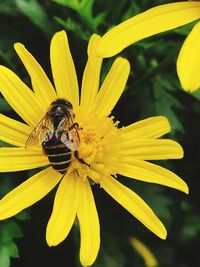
[95,1,200,92]
[0,31,188,266]
[177,21,200,92]
[130,237,158,267]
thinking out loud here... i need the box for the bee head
[49,98,73,118]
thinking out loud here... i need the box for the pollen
[70,110,123,183]
[78,126,103,165]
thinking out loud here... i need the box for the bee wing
[59,115,80,151]
[25,115,53,149]
[59,115,71,131]
[61,131,78,151]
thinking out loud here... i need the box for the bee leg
[68,122,78,131]
[69,122,82,131]
[69,122,82,143]
[74,151,90,167]
[60,167,71,179]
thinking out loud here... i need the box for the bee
[26,98,81,174]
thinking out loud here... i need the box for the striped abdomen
[42,139,71,174]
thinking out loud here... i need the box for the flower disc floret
[69,110,122,184]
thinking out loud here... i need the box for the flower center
[67,109,122,184]
[77,126,103,165]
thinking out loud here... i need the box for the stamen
[68,111,122,184]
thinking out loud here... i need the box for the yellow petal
[46,172,79,246]
[14,43,57,107]
[97,2,200,57]
[0,167,61,220]
[101,175,167,239]
[121,139,183,160]
[0,148,48,172]
[129,237,158,267]
[118,159,188,193]
[122,116,171,139]
[95,57,130,116]
[0,114,30,147]
[50,30,79,107]
[0,66,45,126]
[177,21,200,92]
[80,34,103,113]
[77,178,100,266]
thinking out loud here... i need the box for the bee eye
[65,101,72,109]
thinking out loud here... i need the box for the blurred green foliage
[0,221,22,267]
[0,0,200,267]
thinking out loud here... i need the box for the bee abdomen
[42,142,72,174]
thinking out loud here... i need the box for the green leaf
[181,215,200,241]
[173,21,196,36]
[0,97,12,112]
[1,221,23,241]
[54,16,90,40]
[16,211,31,221]
[0,221,23,267]
[0,248,10,267]
[153,78,185,133]
[0,141,13,148]
[5,242,19,258]
[15,0,53,37]
[53,0,106,31]
[53,0,80,10]
[121,3,140,21]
